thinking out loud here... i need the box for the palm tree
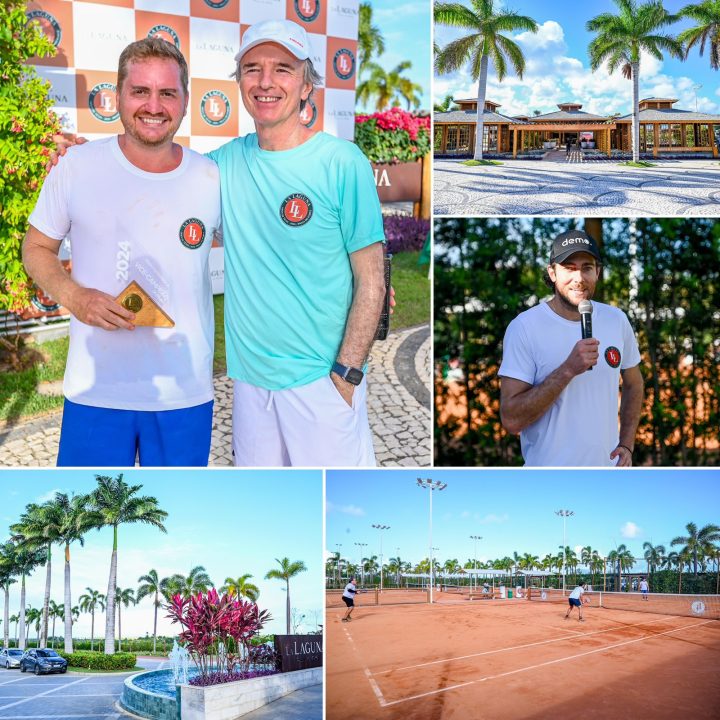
[434,94,457,113]
[356,61,423,110]
[115,587,135,652]
[10,499,65,648]
[165,566,214,599]
[136,570,169,653]
[0,542,17,649]
[221,574,260,602]
[642,541,666,576]
[358,2,385,73]
[48,600,61,648]
[11,544,44,650]
[587,0,683,162]
[589,553,604,588]
[53,491,94,654]
[435,0,538,160]
[26,607,41,647]
[678,0,720,69]
[9,613,19,647]
[79,588,105,652]
[87,474,168,654]
[671,522,720,576]
[265,558,307,635]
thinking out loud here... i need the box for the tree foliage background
[434,217,720,466]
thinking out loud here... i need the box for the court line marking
[343,624,388,708]
[375,619,715,707]
[372,614,672,676]
[0,676,89,711]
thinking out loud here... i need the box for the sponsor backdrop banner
[25,0,359,297]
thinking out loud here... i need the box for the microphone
[578,300,593,371]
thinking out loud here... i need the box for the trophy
[115,256,174,328]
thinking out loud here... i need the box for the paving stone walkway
[0,324,431,468]
[434,157,720,216]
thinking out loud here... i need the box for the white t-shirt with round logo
[29,137,221,411]
[499,300,641,466]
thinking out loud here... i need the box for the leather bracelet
[617,444,633,454]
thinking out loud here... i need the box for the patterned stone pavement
[0,324,431,468]
[434,157,720,216]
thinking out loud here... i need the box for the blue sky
[434,0,720,115]
[327,469,720,571]
[360,0,431,111]
[0,470,322,639]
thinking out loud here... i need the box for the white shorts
[231,375,376,467]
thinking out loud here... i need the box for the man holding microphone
[499,230,644,466]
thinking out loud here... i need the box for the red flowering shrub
[355,108,430,164]
[166,589,272,682]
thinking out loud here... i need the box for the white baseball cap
[234,19,310,63]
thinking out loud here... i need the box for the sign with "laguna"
[274,634,323,672]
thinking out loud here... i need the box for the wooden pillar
[653,123,659,158]
[513,128,518,158]
[711,124,719,158]
[607,127,611,157]
[413,152,431,219]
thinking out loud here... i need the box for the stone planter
[371,159,422,203]
[180,667,322,720]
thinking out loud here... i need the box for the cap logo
[89,83,119,122]
[562,237,590,247]
[26,10,62,47]
[295,0,320,22]
[605,346,621,368]
[333,48,355,80]
[148,24,181,50]
[179,218,206,249]
[200,90,231,126]
[280,193,313,226]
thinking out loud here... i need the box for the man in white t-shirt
[499,230,644,467]
[341,577,358,622]
[23,38,220,466]
[639,577,650,600]
[565,582,588,621]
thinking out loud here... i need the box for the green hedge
[59,651,137,670]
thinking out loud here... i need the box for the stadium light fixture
[555,510,574,594]
[417,478,448,604]
[372,524,390,592]
[354,542,368,586]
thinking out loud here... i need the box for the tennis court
[326,589,720,719]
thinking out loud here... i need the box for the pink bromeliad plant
[166,589,273,683]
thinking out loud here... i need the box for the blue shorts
[57,399,213,467]
[568,598,581,607]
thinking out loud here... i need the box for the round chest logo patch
[294,0,320,22]
[89,83,119,122]
[280,194,313,226]
[200,90,231,126]
[605,346,621,368]
[26,10,62,47]
[333,48,355,80]
[299,98,317,128]
[148,24,181,50]
[179,218,206,249]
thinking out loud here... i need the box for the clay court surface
[326,590,720,719]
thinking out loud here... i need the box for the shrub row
[58,651,137,670]
[383,214,430,255]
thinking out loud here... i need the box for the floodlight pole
[470,535,483,592]
[417,478,448,604]
[693,83,702,112]
[355,542,367,587]
[372,524,390,592]
[555,510,574,594]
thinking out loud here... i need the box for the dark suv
[19,649,68,675]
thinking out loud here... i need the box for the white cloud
[326,501,365,517]
[621,522,641,539]
[33,488,66,504]
[479,513,509,525]
[515,21,565,52]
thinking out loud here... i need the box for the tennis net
[527,587,719,619]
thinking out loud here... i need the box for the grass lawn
[1,250,429,422]
[68,665,145,674]
[461,159,503,166]
[620,160,657,168]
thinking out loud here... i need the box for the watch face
[346,368,364,385]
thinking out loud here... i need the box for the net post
[374,587,379,606]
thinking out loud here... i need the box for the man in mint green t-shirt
[208,19,386,467]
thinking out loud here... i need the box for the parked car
[1,648,24,669]
[19,649,67,675]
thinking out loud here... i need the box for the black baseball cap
[550,230,601,264]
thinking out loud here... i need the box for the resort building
[434,98,720,158]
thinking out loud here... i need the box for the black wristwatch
[332,361,364,386]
